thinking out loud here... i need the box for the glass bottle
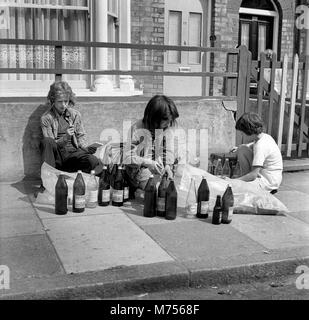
[165,179,177,220]
[196,177,210,219]
[214,158,223,177]
[55,174,68,215]
[222,184,234,224]
[112,165,124,207]
[157,173,169,217]
[232,160,242,179]
[86,170,98,208]
[185,178,197,218]
[212,195,222,225]
[98,166,110,206]
[144,175,157,218]
[222,158,231,178]
[73,170,86,213]
[122,166,130,203]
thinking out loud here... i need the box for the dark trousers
[40,137,102,174]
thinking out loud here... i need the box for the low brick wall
[0,98,236,182]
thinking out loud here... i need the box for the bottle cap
[103,166,107,170]
[77,170,82,173]
[150,174,154,178]
[91,170,95,175]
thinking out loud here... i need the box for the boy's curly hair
[235,112,264,136]
[47,81,76,107]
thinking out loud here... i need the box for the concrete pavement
[1,170,309,299]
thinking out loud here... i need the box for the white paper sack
[175,164,288,215]
[37,162,94,205]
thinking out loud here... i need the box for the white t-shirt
[252,133,283,191]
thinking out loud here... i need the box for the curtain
[0,0,89,82]
[258,24,267,57]
[240,23,250,49]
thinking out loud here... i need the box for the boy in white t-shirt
[231,112,283,192]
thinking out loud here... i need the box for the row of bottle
[55,165,130,215]
[185,175,234,224]
[143,173,178,220]
[208,158,242,179]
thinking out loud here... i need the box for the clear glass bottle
[185,178,197,218]
[222,158,231,178]
[86,170,98,208]
[232,160,242,178]
[214,158,223,177]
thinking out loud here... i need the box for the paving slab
[0,184,33,210]
[0,207,45,238]
[286,210,309,224]
[275,190,309,212]
[142,219,267,263]
[42,213,174,274]
[231,214,309,250]
[0,234,64,281]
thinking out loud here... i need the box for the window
[167,10,182,64]
[188,12,202,64]
[0,0,89,84]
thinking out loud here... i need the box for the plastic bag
[174,164,288,215]
[37,162,94,205]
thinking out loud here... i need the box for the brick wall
[131,0,165,96]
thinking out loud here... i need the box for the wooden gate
[231,46,309,158]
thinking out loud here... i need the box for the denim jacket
[40,106,88,149]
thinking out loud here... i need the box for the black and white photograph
[0,0,309,307]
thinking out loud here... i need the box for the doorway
[163,0,209,96]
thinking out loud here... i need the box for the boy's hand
[230,146,238,153]
[66,126,75,138]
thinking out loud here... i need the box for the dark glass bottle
[212,195,222,225]
[165,179,177,220]
[73,170,86,213]
[112,165,124,207]
[196,177,209,219]
[222,184,234,224]
[144,175,157,218]
[122,166,130,203]
[98,166,111,206]
[232,160,242,178]
[55,174,68,215]
[157,173,169,217]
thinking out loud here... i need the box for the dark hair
[142,95,179,130]
[47,81,76,107]
[235,112,264,136]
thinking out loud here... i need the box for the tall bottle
[222,158,231,178]
[222,184,234,224]
[98,166,111,206]
[73,170,86,213]
[214,158,223,177]
[86,170,98,208]
[112,165,124,207]
[165,179,177,220]
[232,160,242,179]
[212,195,222,225]
[196,177,210,219]
[185,178,197,218]
[157,173,169,217]
[55,174,68,215]
[144,175,157,218]
[123,166,130,203]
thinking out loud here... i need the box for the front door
[239,14,274,60]
[164,0,205,96]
